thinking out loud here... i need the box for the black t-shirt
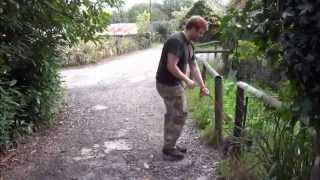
[156,32,195,86]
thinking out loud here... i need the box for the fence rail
[233,81,282,155]
[195,47,230,146]
[195,48,282,154]
[197,58,224,145]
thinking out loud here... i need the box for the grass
[186,76,237,144]
[186,73,313,179]
[60,36,151,66]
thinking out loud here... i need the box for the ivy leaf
[298,3,313,15]
[9,80,17,86]
[282,12,294,19]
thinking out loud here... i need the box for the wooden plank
[236,81,282,109]
[214,77,224,145]
[234,86,244,138]
[197,59,221,79]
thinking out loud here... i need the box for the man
[156,16,210,161]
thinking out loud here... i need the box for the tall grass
[187,77,236,141]
[187,76,313,179]
[60,35,151,66]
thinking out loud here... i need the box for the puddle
[104,139,131,153]
[92,105,108,111]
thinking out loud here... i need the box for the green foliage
[169,7,190,31]
[187,77,236,137]
[0,0,121,145]
[136,10,150,34]
[0,80,21,144]
[240,98,313,179]
[163,0,194,19]
[187,75,312,178]
[281,0,320,126]
[61,36,151,66]
[218,0,283,65]
[217,0,285,87]
[126,3,150,22]
[122,3,168,23]
[218,153,261,180]
[187,79,214,130]
[234,40,262,61]
[189,0,318,178]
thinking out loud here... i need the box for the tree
[136,10,151,34]
[112,8,129,23]
[162,0,194,19]
[126,3,168,22]
[0,0,121,145]
[281,1,320,178]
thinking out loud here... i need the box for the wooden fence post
[233,85,245,155]
[222,52,230,77]
[214,76,224,145]
[201,64,207,82]
[311,127,320,180]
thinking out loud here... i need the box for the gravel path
[1,46,221,180]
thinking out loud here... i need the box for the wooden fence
[195,47,282,156]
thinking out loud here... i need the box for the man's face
[190,28,207,41]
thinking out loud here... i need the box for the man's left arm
[189,61,210,96]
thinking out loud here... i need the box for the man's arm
[166,53,195,88]
[189,61,209,95]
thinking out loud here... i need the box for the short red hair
[185,16,208,31]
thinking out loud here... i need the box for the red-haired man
[156,16,210,161]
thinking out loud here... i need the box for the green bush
[61,35,151,66]
[187,77,236,137]
[234,40,262,62]
[0,80,21,145]
[187,76,313,179]
[0,0,120,146]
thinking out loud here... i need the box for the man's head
[184,16,208,41]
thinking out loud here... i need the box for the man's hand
[200,87,210,96]
[185,79,196,89]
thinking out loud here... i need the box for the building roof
[105,23,138,36]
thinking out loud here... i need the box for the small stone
[143,162,150,169]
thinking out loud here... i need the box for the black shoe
[175,145,187,153]
[162,148,184,161]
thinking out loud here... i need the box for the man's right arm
[166,53,195,88]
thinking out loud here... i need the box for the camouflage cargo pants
[156,82,188,149]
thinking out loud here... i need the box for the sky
[123,0,231,9]
[123,0,161,9]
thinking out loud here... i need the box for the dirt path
[2,46,221,180]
